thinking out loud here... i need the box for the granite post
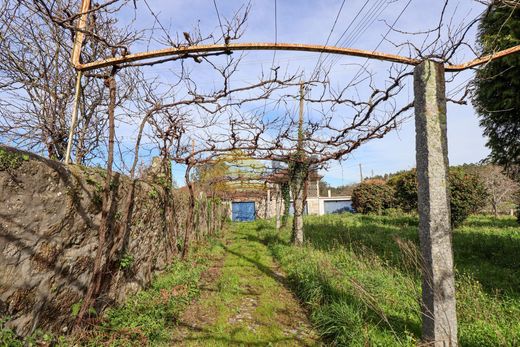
[414,60,458,346]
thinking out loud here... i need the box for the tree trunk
[291,175,305,246]
[275,184,282,231]
[162,156,176,260]
[281,182,290,228]
[182,166,195,259]
[75,72,116,326]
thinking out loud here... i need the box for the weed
[148,187,159,199]
[0,148,28,171]
[79,236,224,345]
[119,253,134,270]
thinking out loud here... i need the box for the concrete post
[414,60,457,346]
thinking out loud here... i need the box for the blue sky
[112,0,490,186]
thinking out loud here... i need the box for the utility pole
[359,163,364,182]
[298,81,304,147]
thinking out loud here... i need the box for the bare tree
[478,165,519,217]
[0,0,138,163]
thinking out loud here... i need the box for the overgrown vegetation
[260,213,520,346]
[351,179,395,214]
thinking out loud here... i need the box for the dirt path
[171,223,320,346]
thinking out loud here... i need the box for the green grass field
[2,214,518,346]
[259,214,520,346]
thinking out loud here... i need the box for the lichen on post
[414,59,458,346]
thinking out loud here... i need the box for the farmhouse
[229,163,352,221]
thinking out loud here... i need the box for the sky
[111,0,490,186]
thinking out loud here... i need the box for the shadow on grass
[303,214,520,298]
[220,241,289,290]
[265,240,422,345]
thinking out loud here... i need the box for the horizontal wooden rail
[76,42,520,72]
[77,42,421,71]
[445,44,520,71]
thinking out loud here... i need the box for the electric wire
[346,0,414,91]
[325,0,389,73]
[309,0,347,80]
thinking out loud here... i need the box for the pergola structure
[65,1,520,345]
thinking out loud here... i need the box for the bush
[449,168,487,227]
[390,168,488,227]
[389,170,418,212]
[352,179,395,215]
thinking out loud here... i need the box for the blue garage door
[324,200,353,214]
[232,202,256,221]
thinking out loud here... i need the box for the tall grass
[260,214,520,346]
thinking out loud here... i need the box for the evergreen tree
[474,2,520,168]
[473,1,520,221]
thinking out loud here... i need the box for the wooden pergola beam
[71,0,91,66]
[76,41,520,72]
[446,44,520,71]
[77,42,421,71]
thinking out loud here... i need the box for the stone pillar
[275,184,281,230]
[414,60,457,346]
[266,188,271,218]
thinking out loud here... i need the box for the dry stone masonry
[0,146,221,336]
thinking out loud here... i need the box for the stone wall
[0,146,224,336]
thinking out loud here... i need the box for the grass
[78,236,226,346]
[173,222,318,346]
[258,213,520,346]
[1,236,226,347]
[3,214,518,346]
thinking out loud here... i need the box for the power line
[345,0,414,90]
[212,0,226,38]
[310,0,347,80]
[341,0,387,47]
[320,0,382,72]
[325,0,389,72]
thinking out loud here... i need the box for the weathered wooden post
[414,60,458,346]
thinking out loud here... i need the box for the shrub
[391,168,488,227]
[449,168,487,227]
[390,170,418,212]
[352,179,395,215]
